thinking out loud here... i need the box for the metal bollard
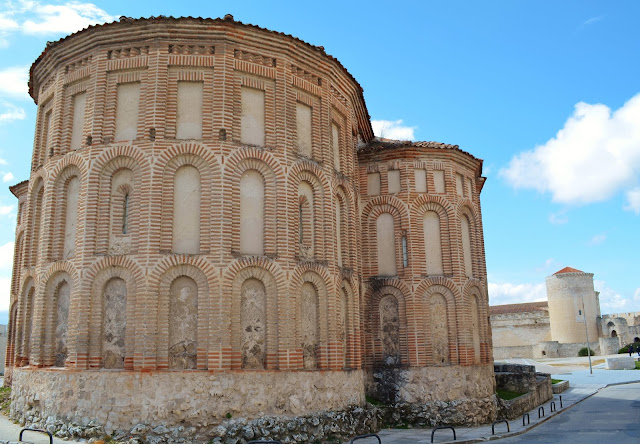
[431,425,456,442]
[559,395,563,408]
[491,419,510,435]
[20,428,53,444]
[522,413,530,426]
[538,406,545,418]
[350,434,382,444]
[550,401,557,412]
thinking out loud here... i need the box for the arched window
[21,285,35,364]
[611,330,617,338]
[62,176,80,259]
[461,214,473,278]
[301,282,319,369]
[240,170,265,255]
[53,280,71,367]
[241,278,266,369]
[336,193,348,268]
[339,287,349,367]
[169,276,198,369]
[376,213,397,276]
[379,294,400,366]
[298,182,314,259]
[173,165,201,254]
[109,168,134,253]
[470,295,481,364]
[423,211,443,275]
[103,277,127,369]
[30,182,45,266]
[429,293,449,364]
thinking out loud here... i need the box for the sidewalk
[376,365,640,443]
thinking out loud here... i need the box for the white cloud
[0,66,29,99]
[624,188,640,214]
[535,258,557,273]
[0,241,14,271]
[0,1,117,45]
[595,280,632,314]
[2,172,14,182]
[0,101,26,122]
[488,282,547,306]
[588,234,606,246]
[500,93,640,208]
[0,276,9,311]
[0,204,15,216]
[634,288,640,303]
[371,119,416,141]
[548,211,569,225]
[22,1,117,35]
[583,15,604,26]
[0,158,7,165]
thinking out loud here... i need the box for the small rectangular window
[296,102,312,157]
[388,170,401,194]
[176,82,203,139]
[433,170,446,193]
[367,172,381,196]
[241,86,265,146]
[70,92,86,150]
[455,173,464,197]
[414,169,427,192]
[114,82,141,142]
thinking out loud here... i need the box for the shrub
[618,342,640,354]
[578,347,595,357]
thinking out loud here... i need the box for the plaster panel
[176,82,203,139]
[114,83,140,142]
[241,86,265,146]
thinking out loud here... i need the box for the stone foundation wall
[11,368,365,440]
[365,364,497,425]
[494,364,552,420]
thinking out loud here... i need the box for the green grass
[496,389,526,400]
[0,387,10,416]
[365,395,384,406]
[636,361,640,370]
[551,379,564,384]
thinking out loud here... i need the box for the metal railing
[522,412,530,426]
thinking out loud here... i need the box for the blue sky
[0,0,638,324]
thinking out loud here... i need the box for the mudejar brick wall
[5,16,496,440]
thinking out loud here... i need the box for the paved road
[497,382,640,444]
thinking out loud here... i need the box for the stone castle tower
[5,16,494,441]
[546,267,600,344]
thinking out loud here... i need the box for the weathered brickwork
[5,16,494,440]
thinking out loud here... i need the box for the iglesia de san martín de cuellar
[4,15,496,442]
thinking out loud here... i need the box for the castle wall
[491,311,551,348]
[546,272,599,344]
